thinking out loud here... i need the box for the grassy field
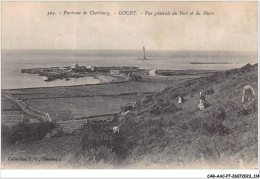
[1,96,26,126]
[25,96,144,120]
[2,75,201,121]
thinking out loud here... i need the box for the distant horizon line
[2,49,258,53]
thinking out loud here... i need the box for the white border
[1,169,260,178]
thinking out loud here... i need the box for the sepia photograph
[1,1,258,171]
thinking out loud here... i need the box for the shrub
[1,125,13,146]
[1,122,55,146]
[204,87,215,95]
[150,106,163,116]
[80,121,127,163]
[71,146,118,168]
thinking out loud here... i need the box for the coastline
[2,68,217,91]
[2,74,129,91]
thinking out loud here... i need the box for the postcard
[1,1,258,172]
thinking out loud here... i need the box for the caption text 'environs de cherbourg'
[47,10,215,16]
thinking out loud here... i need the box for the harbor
[21,64,139,82]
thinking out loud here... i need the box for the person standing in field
[113,125,119,134]
[198,91,208,110]
[199,92,206,103]
[242,85,255,103]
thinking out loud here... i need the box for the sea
[2,50,257,89]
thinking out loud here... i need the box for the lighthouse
[137,46,149,61]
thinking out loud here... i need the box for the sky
[2,1,258,51]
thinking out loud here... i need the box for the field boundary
[18,92,154,100]
[2,93,51,122]
[2,93,116,134]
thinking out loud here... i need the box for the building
[59,66,68,71]
[86,65,91,69]
[85,65,92,72]
[43,76,49,81]
[149,69,157,76]
[110,70,120,75]
[86,65,95,72]
[70,63,79,71]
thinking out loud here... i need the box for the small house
[86,65,92,69]
[149,69,157,76]
[85,65,95,72]
[43,76,49,81]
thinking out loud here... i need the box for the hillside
[115,63,258,168]
[76,63,258,168]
